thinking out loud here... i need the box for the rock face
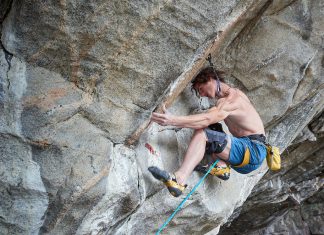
[0,0,323,234]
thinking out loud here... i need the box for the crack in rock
[0,42,13,90]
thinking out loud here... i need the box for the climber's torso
[217,88,265,137]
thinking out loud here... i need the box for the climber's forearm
[151,107,229,129]
[171,113,213,129]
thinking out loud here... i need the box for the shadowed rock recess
[0,0,323,234]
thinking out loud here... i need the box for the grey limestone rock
[0,134,48,235]
[0,0,323,234]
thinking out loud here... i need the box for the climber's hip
[229,136,267,174]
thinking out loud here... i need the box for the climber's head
[191,67,225,98]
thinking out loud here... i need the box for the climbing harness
[206,53,221,97]
[155,159,220,235]
[232,147,251,168]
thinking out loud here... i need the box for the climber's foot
[194,162,231,180]
[148,166,187,197]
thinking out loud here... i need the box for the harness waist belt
[247,134,266,144]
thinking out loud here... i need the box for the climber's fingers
[151,112,173,126]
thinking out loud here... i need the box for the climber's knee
[193,128,208,141]
[204,126,228,154]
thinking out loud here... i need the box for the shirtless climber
[148,67,267,197]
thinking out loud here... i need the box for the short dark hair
[191,67,225,96]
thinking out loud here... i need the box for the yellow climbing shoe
[194,163,231,180]
[148,166,187,197]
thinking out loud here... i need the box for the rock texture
[0,0,323,234]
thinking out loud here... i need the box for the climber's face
[193,78,216,98]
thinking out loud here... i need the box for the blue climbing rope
[155,159,220,235]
